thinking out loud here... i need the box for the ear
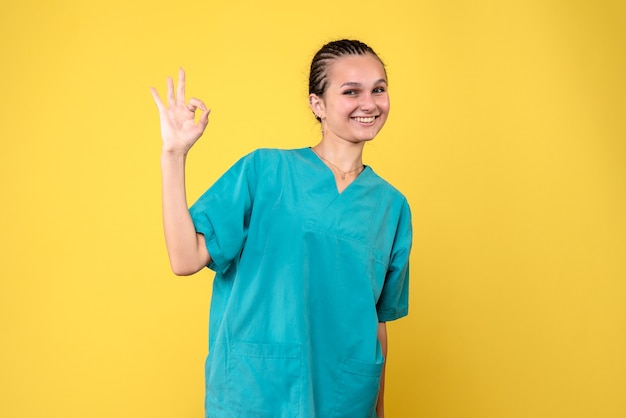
[308,94,325,119]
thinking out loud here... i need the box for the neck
[312,138,364,172]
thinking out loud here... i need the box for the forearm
[161,150,210,275]
[376,322,387,417]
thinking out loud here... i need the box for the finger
[187,97,208,112]
[166,76,175,108]
[149,87,166,112]
[186,97,211,128]
[199,107,211,127]
[176,67,186,105]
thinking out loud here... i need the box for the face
[310,54,390,145]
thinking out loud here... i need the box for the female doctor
[151,39,412,418]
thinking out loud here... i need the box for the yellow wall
[1,0,625,417]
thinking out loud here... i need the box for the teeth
[353,116,376,123]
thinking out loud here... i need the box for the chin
[352,136,377,144]
[357,130,382,142]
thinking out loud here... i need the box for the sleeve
[189,151,259,274]
[376,198,412,322]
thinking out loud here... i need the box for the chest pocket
[228,341,302,418]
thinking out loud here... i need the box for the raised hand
[150,68,210,154]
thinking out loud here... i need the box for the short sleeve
[189,151,258,274]
[376,199,412,322]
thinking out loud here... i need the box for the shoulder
[247,147,306,159]
[241,147,309,170]
[366,167,411,209]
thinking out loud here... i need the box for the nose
[359,92,376,112]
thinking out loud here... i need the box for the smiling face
[309,53,390,145]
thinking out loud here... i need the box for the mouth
[351,116,378,124]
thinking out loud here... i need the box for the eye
[373,87,386,94]
[342,89,357,95]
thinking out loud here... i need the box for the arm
[376,322,387,417]
[151,68,212,275]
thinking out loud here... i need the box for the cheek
[332,102,358,119]
[379,97,390,113]
[341,98,359,112]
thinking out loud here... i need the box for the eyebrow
[339,79,387,88]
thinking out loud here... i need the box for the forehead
[326,54,387,85]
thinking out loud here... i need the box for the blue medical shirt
[190,148,412,418]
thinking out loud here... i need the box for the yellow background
[1,0,625,417]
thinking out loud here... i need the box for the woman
[151,39,412,418]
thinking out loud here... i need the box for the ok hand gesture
[150,68,210,154]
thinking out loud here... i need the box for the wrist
[160,149,188,170]
[161,147,188,159]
